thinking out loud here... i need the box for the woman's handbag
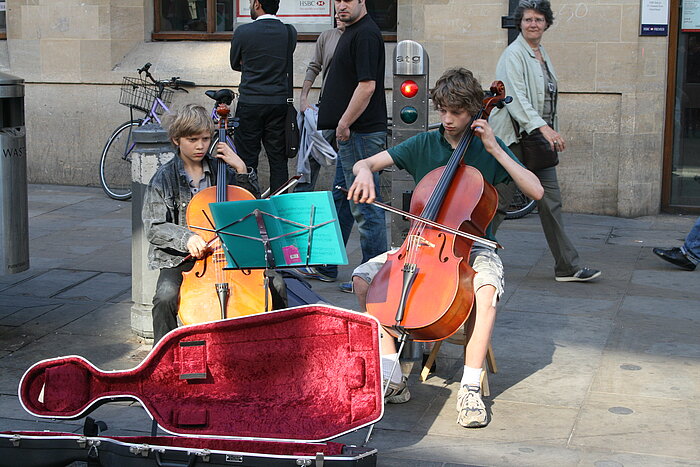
[284,25,300,159]
[520,128,559,171]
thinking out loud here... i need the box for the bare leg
[463,285,497,368]
[456,284,497,427]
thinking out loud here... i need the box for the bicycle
[99,63,195,200]
[99,64,239,201]
[505,187,536,219]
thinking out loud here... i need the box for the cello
[364,81,511,342]
[178,102,271,325]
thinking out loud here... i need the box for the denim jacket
[142,154,260,270]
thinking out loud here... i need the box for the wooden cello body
[365,82,508,342]
[178,104,271,326]
[366,166,497,341]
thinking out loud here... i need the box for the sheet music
[209,191,348,269]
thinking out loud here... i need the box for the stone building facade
[0,0,681,216]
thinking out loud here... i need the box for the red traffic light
[400,80,419,98]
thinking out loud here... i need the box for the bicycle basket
[119,77,174,114]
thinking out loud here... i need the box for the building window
[154,0,233,39]
[368,0,397,33]
[153,0,396,41]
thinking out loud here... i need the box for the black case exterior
[0,433,377,467]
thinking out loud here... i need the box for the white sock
[461,365,482,389]
[381,353,403,383]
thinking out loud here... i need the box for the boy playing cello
[347,68,543,427]
[142,104,259,344]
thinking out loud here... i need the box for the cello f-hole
[195,260,207,278]
[437,232,449,262]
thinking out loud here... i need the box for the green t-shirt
[387,127,521,241]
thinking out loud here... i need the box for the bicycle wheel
[505,187,537,219]
[99,120,141,200]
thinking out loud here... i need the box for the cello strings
[403,111,481,268]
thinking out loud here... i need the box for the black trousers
[151,261,194,345]
[233,102,288,192]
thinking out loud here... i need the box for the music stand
[206,191,347,311]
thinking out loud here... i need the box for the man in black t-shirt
[317,0,388,291]
[230,0,297,192]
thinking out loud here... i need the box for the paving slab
[501,289,618,318]
[0,303,62,326]
[607,310,700,359]
[607,227,694,247]
[59,301,133,336]
[421,396,579,445]
[0,331,142,371]
[592,350,700,403]
[1,301,101,335]
[74,239,133,273]
[1,269,98,298]
[570,392,700,460]
[0,417,83,434]
[54,272,130,302]
[0,367,25,395]
[627,268,700,301]
[0,295,59,318]
[0,327,48,353]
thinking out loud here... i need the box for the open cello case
[0,305,383,466]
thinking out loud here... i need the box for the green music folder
[209,191,348,269]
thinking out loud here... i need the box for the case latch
[295,453,324,466]
[10,434,20,447]
[196,449,211,462]
[129,443,151,457]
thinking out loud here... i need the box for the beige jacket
[490,33,558,147]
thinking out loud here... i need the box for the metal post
[390,40,429,248]
[130,124,176,340]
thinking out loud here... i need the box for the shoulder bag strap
[285,24,294,102]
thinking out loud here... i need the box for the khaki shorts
[352,244,505,303]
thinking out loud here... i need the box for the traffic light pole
[391,40,429,145]
[390,40,430,249]
[388,40,431,368]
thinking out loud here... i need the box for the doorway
[669,31,700,207]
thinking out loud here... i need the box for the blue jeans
[337,131,388,264]
[152,260,194,345]
[682,217,700,264]
[316,154,355,278]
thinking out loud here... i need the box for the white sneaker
[456,385,488,428]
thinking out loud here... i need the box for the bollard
[0,72,28,275]
[130,124,176,340]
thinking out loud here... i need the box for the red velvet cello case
[0,305,383,466]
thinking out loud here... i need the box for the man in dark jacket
[230,0,297,192]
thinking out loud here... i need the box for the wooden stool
[419,341,497,396]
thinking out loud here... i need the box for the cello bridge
[406,234,435,249]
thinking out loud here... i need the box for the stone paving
[1,184,699,466]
